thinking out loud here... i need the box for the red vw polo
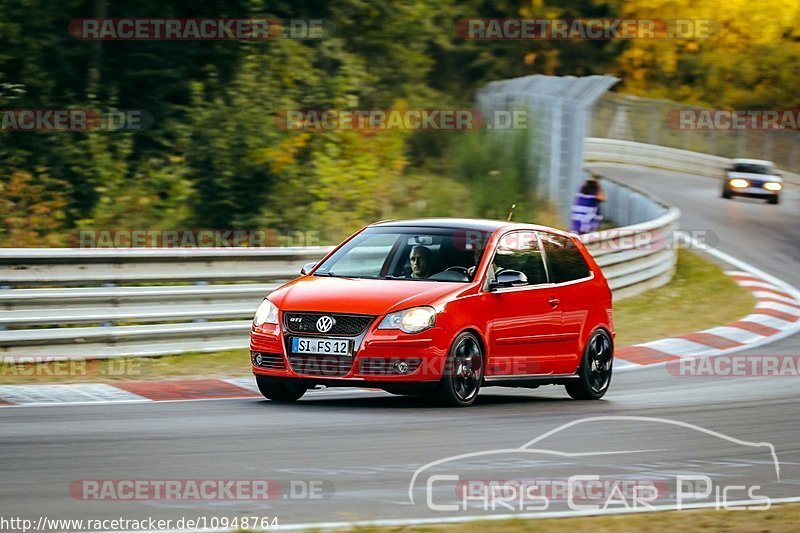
[250,218,614,406]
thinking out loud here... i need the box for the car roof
[731,158,775,167]
[369,217,574,237]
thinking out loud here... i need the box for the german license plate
[291,337,352,356]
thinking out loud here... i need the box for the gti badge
[316,315,335,333]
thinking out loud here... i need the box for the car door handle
[548,297,560,308]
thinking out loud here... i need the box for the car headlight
[253,299,279,327]
[729,178,749,188]
[378,306,436,334]
[765,182,782,191]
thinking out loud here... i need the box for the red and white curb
[0,378,384,407]
[616,239,800,369]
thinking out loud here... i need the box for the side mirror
[300,261,317,275]
[489,269,528,290]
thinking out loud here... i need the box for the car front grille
[283,312,376,336]
[251,352,286,370]
[287,355,354,377]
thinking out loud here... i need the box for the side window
[540,233,591,283]
[492,231,548,285]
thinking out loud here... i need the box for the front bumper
[728,187,779,198]
[250,322,449,383]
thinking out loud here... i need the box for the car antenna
[507,203,516,221]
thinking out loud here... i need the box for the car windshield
[732,163,773,175]
[313,226,492,282]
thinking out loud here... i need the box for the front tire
[722,185,732,199]
[256,376,306,402]
[434,332,484,407]
[768,195,779,205]
[566,329,613,400]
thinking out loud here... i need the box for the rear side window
[492,231,548,285]
[540,233,591,283]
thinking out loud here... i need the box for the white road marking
[734,280,784,291]
[756,301,800,316]
[701,326,764,344]
[221,376,259,393]
[638,337,720,357]
[751,291,799,305]
[740,313,794,330]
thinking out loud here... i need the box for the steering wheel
[445,266,469,276]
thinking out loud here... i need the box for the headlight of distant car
[253,299,279,327]
[729,178,749,188]
[764,182,782,191]
[378,306,436,334]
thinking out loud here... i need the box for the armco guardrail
[0,195,677,359]
[584,137,800,186]
[583,179,679,301]
[0,247,333,286]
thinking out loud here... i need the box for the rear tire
[256,376,306,402]
[566,329,613,400]
[433,332,484,407]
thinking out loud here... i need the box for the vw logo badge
[316,315,335,333]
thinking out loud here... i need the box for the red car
[250,218,614,406]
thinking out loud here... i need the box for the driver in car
[409,245,433,279]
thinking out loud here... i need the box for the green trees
[1,0,797,245]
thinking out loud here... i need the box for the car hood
[727,171,782,182]
[268,275,466,315]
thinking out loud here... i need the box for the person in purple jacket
[570,175,606,234]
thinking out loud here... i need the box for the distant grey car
[722,158,783,204]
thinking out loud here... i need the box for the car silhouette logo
[316,315,335,333]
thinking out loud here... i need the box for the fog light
[765,182,782,191]
[729,178,749,188]
[394,361,410,374]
